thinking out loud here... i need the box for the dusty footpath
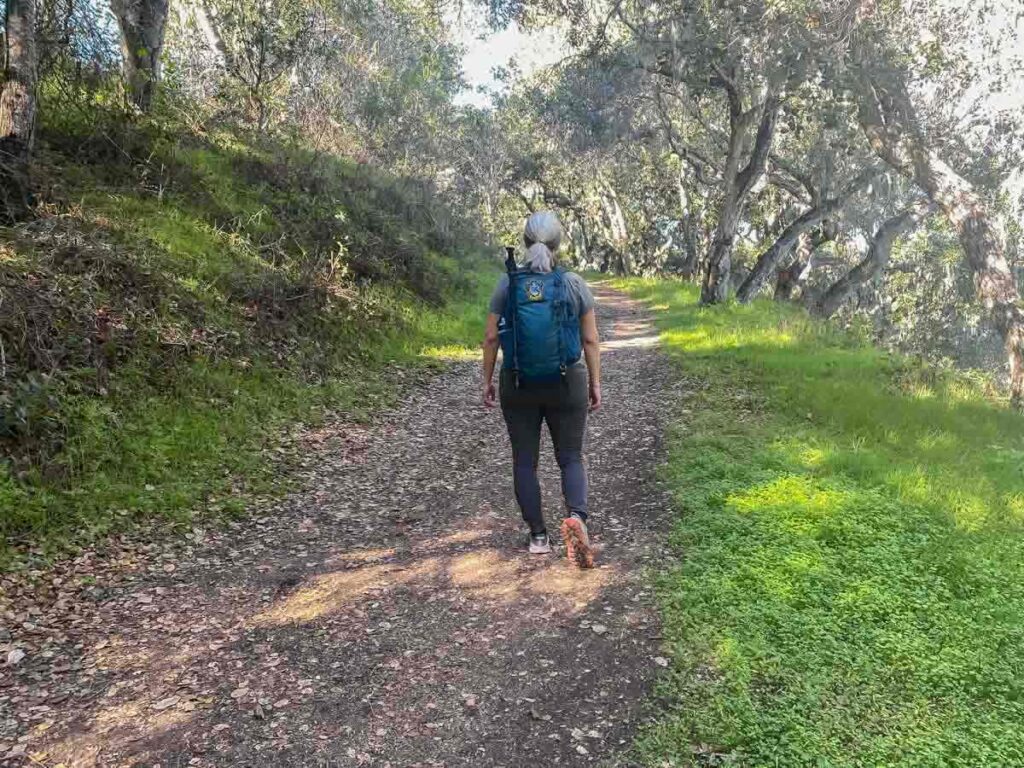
[0,284,682,767]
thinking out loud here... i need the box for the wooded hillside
[0,0,493,559]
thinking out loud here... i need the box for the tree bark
[856,69,1024,408]
[700,113,747,304]
[0,0,38,222]
[736,167,877,302]
[737,208,830,303]
[568,217,589,264]
[675,165,700,277]
[701,201,741,303]
[599,183,632,275]
[680,219,699,278]
[775,231,828,301]
[190,1,227,61]
[701,94,779,304]
[813,201,929,318]
[111,0,170,111]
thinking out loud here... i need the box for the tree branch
[650,88,722,181]
[769,171,811,203]
[711,61,743,127]
[769,153,819,203]
[813,199,932,318]
[736,164,881,302]
[735,94,780,201]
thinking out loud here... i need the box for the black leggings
[499,365,589,535]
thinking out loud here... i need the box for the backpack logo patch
[526,279,544,302]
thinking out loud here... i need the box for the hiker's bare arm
[482,313,500,408]
[581,309,601,411]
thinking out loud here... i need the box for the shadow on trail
[44,528,626,765]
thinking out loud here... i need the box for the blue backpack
[499,255,582,384]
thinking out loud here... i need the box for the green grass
[613,278,1024,767]
[1,123,492,566]
[0,278,491,564]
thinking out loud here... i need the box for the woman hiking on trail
[482,211,601,568]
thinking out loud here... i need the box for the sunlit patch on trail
[91,635,204,679]
[525,560,613,607]
[447,550,522,601]
[90,635,160,675]
[409,528,490,552]
[601,334,660,350]
[445,548,614,607]
[325,546,398,565]
[252,559,442,626]
[45,683,200,765]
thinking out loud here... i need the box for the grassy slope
[0,128,491,564]
[615,279,1024,767]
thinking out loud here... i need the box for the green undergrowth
[613,278,1024,767]
[0,118,491,566]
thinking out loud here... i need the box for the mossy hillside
[0,123,492,564]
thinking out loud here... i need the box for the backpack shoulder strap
[550,270,569,376]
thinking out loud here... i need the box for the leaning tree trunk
[775,231,828,301]
[679,218,700,278]
[737,167,877,303]
[701,95,779,304]
[702,200,741,303]
[190,1,227,61]
[542,187,594,267]
[856,69,1024,409]
[0,0,38,222]
[813,201,929,318]
[701,121,746,303]
[111,0,170,111]
[773,233,813,302]
[737,208,830,302]
[568,214,592,266]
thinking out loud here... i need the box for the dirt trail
[0,284,679,767]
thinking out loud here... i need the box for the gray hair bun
[523,211,563,273]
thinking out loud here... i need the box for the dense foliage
[4,0,1021,400]
[462,0,1024,404]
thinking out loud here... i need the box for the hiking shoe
[529,532,552,554]
[561,514,594,569]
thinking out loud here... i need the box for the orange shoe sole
[560,517,594,569]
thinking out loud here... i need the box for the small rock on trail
[0,284,680,767]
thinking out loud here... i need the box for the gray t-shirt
[488,270,596,317]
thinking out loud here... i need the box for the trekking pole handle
[503,245,521,388]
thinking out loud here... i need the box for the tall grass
[615,278,1024,767]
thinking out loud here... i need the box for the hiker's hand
[484,381,497,409]
[589,382,602,412]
